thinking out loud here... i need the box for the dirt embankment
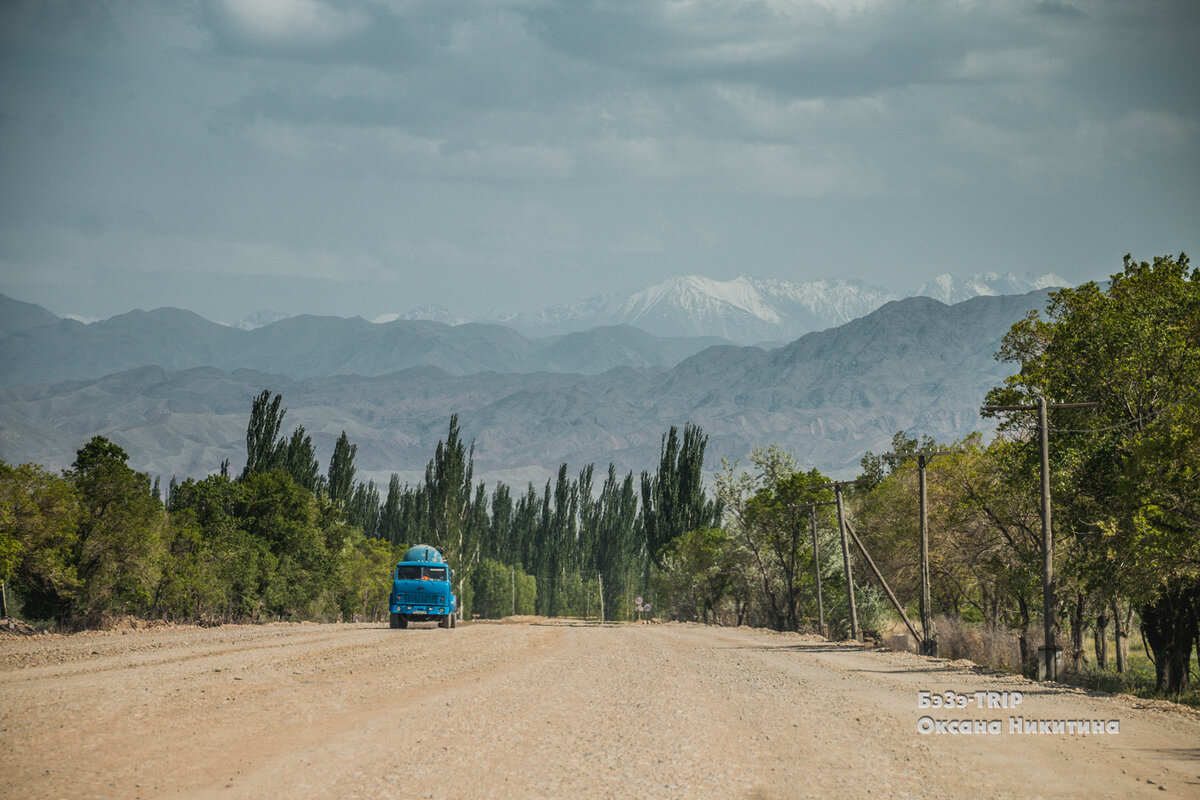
[3,620,1198,799]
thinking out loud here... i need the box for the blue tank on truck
[389,544,457,629]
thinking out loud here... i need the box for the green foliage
[654,527,748,623]
[641,423,722,569]
[66,436,165,620]
[985,253,1200,692]
[326,431,357,507]
[334,535,399,621]
[283,425,321,492]
[0,462,80,620]
[470,558,537,618]
[244,390,287,477]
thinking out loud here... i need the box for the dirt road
[2,620,1197,799]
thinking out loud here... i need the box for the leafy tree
[283,425,321,491]
[470,558,536,618]
[641,423,722,569]
[170,474,272,620]
[326,431,357,507]
[592,465,641,620]
[334,534,399,621]
[65,437,164,621]
[347,480,381,536]
[379,474,405,545]
[719,445,884,634]
[654,526,748,624]
[244,390,287,477]
[0,462,80,620]
[985,253,1200,692]
[236,470,328,618]
[422,415,484,610]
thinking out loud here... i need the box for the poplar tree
[244,390,286,477]
[641,423,722,569]
[326,432,357,507]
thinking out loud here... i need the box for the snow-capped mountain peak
[913,272,1067,305]
[376,270,1071,344]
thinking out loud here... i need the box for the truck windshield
[395,565,449,581]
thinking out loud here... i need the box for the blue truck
[388,544,457,629]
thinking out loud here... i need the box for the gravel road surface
[3,620,1198,799]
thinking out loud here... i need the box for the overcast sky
[1,0,1197,324]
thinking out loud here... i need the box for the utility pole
[799,479,869,641]
[809,507,825,637]
[983,398,1097,681]
[787,500,838,637]
[803,479,923,649]
[834,483,859,641]
[882,449,963,657]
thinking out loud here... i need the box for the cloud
[214,0,370,49]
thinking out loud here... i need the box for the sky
[1,0,1197,325]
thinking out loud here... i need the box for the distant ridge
[0,298,729,388]
[0,290,1054,488]
[0,295,59,336]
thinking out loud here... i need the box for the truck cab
[388,544,457,629]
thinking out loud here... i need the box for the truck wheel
[450,613,456,629]
[389,612,400,629]
[439,614,450,629]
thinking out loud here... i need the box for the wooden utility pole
[800,479,870,641]
[809,507,825,637]
[882,450,963,657]
[787,500,838,637]
[598,573,605,622]
[834,483,859,641]
[983,398,1097,681]
[803,479,925,648]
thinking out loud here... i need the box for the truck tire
[389,612,401,629]
[450,613,456,629]
[439,614,450,629]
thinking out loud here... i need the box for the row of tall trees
[371,422,715,621]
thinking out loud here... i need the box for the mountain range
[411,271,1066,343]
[0,305,729,388]
[0,289,1053,487]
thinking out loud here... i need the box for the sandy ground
[2,619,1198,799]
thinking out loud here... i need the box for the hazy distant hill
[0,291,1050,487]
[0,295,59,336]
[0,301,728,387]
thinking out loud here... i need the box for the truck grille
[398,593,444,605]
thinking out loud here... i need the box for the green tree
[423,415,484,610]
[0,462,80,620]
[236,470,328,618]
[654,526,748,624]
[283,425,321,491]
[326,431,357,508]
[379,474,405,545]
[641,423,722,569]
[244,390,287,477]
[985,253,1200,693]
[66,437,164,621]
